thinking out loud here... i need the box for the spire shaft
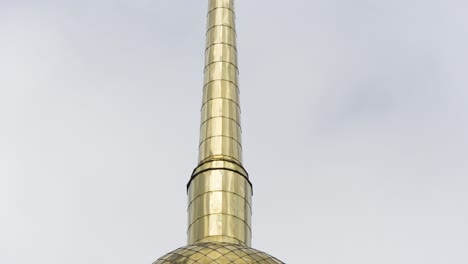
[199,0,242,164]
[187,0,253,246]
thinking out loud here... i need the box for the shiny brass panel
[207,7,236,30]
[188,0,251,247]
[199,0,241,164]
[190,236,243,245]
[205,44,238,69]
[202,81,239,104]
[199,136,242,163]
[199,118,241,143]
[208,0,234,12]
[188,170,252,208]
[206,26,236,48]
[201,98,240,121]
[204,62,238,85]
[188,214,251,245]
[188,191,251,224]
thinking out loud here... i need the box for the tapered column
[199,0,242,164]
[187,0,253,246]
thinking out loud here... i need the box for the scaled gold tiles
[154,242,283,264]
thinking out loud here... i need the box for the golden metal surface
[205,45,238,69]
[188,192,251,224]
[187,0,251,246]
[204,63,238,86]
[154,242,284,264]
[153,1,285,262]
[203,81,239,104]
[198,0,241,163]
[201,98,240,121]
[206,26,236,48]
[208,0,234,12]
[190,159,248,179]
[188,170,252,203]
[189,214,251,245]
[200,117,241,143]
[198,137,242,164]
[188,169,252,246]
[207,7,236,31]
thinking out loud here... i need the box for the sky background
[1,0,467,263]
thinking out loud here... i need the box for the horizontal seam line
[200,116,241,129]
[203,79,239,90]
[205,42,237,52]
[187,166,252,192]
[207,7,235,17]
[205,42,238,52]
[201,97,241,110]
[192,236,246,246]
[202,81,240,95]
[206,24,237,36]
[188,190,252,209]
[204,75,238,84]
[199,135,243,148]
[195,156,244,169]
[188,214,252,232]
[200,155,242,166]
[204,61,239,73]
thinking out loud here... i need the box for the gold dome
[154,242,284,264]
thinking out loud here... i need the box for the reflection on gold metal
[153,0,285,263]
[188,0,251,246]
[154,242,284,264]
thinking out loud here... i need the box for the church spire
[154,1,285,262]
[187,0,252,246]
[199,0,242,164]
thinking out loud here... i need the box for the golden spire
[199,0,242,164]
[187,0,252,246]
[154,1,285,263]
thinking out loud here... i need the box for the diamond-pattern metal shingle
[154,242,284,264]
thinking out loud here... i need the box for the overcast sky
[1,0,467,263]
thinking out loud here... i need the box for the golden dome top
[154,242,284,264]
